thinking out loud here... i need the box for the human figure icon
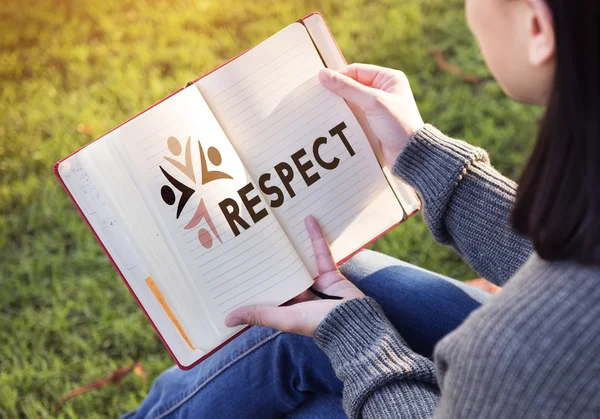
[197,140,233,184]
[163,136,196,183]
[184,198,222,249]
[159,166,195,219]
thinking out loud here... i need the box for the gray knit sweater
[313,125,600,418]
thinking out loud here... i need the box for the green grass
[0,0,540,416]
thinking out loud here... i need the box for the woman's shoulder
[434,254,600,417]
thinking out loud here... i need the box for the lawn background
[0,0,540,417]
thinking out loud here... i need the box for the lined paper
[59,152,206,364]
[197,23,404,276]
[113,87,312,337]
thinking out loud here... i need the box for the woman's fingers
[338,63,396,88]
[319,68,379,111]
[305,216,347,292]
[224,300,344,337]
[304,216,338,275]
[225,305,291,329]
[224,302,328,337]
[338,63,380,85]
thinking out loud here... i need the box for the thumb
[225,305,291,330]
[319,68,379,110]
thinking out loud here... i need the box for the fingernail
[224,315,240,327]
[304,215,316,229]
[318,68,334,84]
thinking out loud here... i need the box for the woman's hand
[224,216,365,337]
[319,64,424,167]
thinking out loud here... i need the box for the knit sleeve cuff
[314,297,402,360]
[314,297,430,375]
[392,124,490,204]
[314,297,439,416]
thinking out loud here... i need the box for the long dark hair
[511,0,599,265]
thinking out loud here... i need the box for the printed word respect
[218,121,356,237]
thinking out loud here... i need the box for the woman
[127,0,599,417]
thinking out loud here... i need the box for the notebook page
[196,23,403,277]
[302,13,421,216]
[58,150,204,366]
[79,134,214,351]
[112,87,312,338]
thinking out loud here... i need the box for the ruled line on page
[184,213,275,245]
[231,79,324,134]
[281,151,366,219]
[136,123,170,145]
[178,201,274,243]
[285,156,369,222]
[212,42,304,100]
[246,107,340,156]
[224,62,317,123]
[207,241,295,291]
[189,215,303,303]
[218,265,306,314]
[239,93,333,148]
[221,58,311,114]
[290,170,375,231]
[214,258,302,306]
[140,130,177,155]
[191,217,278,259]
[299,186,382,250]
[200,222,285,273]
[217,50,307,107]
[233,80,325,136]
[216,48,312,112]
[211,247,299,299]
[191,221,304,307]
[245,108,341,163]
[251,122,347,176]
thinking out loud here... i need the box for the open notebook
[54,13,420,369]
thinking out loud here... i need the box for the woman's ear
[526,0,555,66]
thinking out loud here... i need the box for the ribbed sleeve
[314,297,440,418]
[393,125,533,285]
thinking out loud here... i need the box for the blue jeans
[124,250,489,418]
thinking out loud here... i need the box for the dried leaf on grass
[133,362,147,380]
[429,48,482,85]
[77,124,94,135]
[55,361,146,412]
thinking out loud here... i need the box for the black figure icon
[159,166,195,219]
